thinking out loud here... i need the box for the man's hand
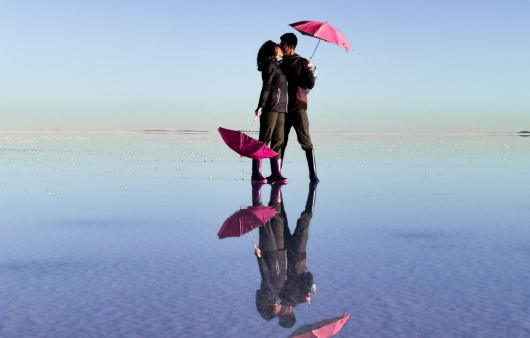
[307,61,317,77]
[255,107,262,117]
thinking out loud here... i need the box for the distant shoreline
[0,130,527,136]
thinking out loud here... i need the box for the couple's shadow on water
[218,183,350,337]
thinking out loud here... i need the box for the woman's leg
[253,112,278,183]
[270,113,285,156]
[268,113,288,184]
[259,112,279,145]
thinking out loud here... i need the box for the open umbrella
[218,205,278,257]
[288,313,350,338]
[289,20,352,59]
[218,118,278,159]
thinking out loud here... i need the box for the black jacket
[279,54,316,112]
[258,59,288,113]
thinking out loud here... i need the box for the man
[254,182,317,329]
[279,33,319,183]
[278,182,317,323]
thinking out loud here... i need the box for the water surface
[1,132,529,337]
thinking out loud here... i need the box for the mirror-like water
[1,132,529,337]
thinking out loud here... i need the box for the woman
[253,40,288,184]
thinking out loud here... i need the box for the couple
[253,182,317,328]
[252,33,319,185]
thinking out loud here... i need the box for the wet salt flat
[1,131,529,338]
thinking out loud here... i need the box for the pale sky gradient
[1,0,529,132]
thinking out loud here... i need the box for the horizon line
[0,129,528,136]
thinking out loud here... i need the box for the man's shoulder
[283,54,307,69]
[294,54,309,65]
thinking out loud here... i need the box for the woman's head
[257,40,282,71]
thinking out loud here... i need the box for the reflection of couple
[253,182,318,328]
[252,33,319,184]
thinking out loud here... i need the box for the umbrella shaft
[310,39,321,60]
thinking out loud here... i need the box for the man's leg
[290,182,317,253]
[293,109,319,182]
[280,113,294,163]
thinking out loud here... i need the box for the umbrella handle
[249,231,261,258]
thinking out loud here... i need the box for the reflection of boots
[305,182,318,213]
[267,158,288,184]
[305,149,319,183]
[269,181,284,205]
[252,182,265,206]
[251,159,267,184]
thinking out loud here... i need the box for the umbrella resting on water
[218,126,278,159]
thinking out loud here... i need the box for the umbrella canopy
[290,20,352,53]
[218,127,278,159]
[218,205,278,239]
[288,313,350,338]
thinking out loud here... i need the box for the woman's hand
[255,107,262,117]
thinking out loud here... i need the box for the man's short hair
[280,33,297,48]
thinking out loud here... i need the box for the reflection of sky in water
[0,132,529,337]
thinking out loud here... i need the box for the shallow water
[1,132,529,337]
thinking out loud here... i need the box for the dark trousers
[259,111,285,158]
[259,211,287,253]
[282,109,313,158]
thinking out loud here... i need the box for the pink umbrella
[290,20,352,59]
[288,313,351,338]
[218,127,278,159]
[218,205,278,257]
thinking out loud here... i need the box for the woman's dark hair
[257,40,278,71]
[255,290,277,321]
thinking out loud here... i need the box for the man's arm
[300,58,316,89]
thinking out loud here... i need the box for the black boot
[305,149,319,183]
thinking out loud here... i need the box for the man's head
[280,33,297,56]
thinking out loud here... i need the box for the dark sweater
[280,54,316,112]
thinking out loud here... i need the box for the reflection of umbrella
[218,205,278,257]
[290,20,352,59]
[288,313,350,338]
[218,127,278,159]
[218,205,277,239]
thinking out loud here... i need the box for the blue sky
[1,0,529,132]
